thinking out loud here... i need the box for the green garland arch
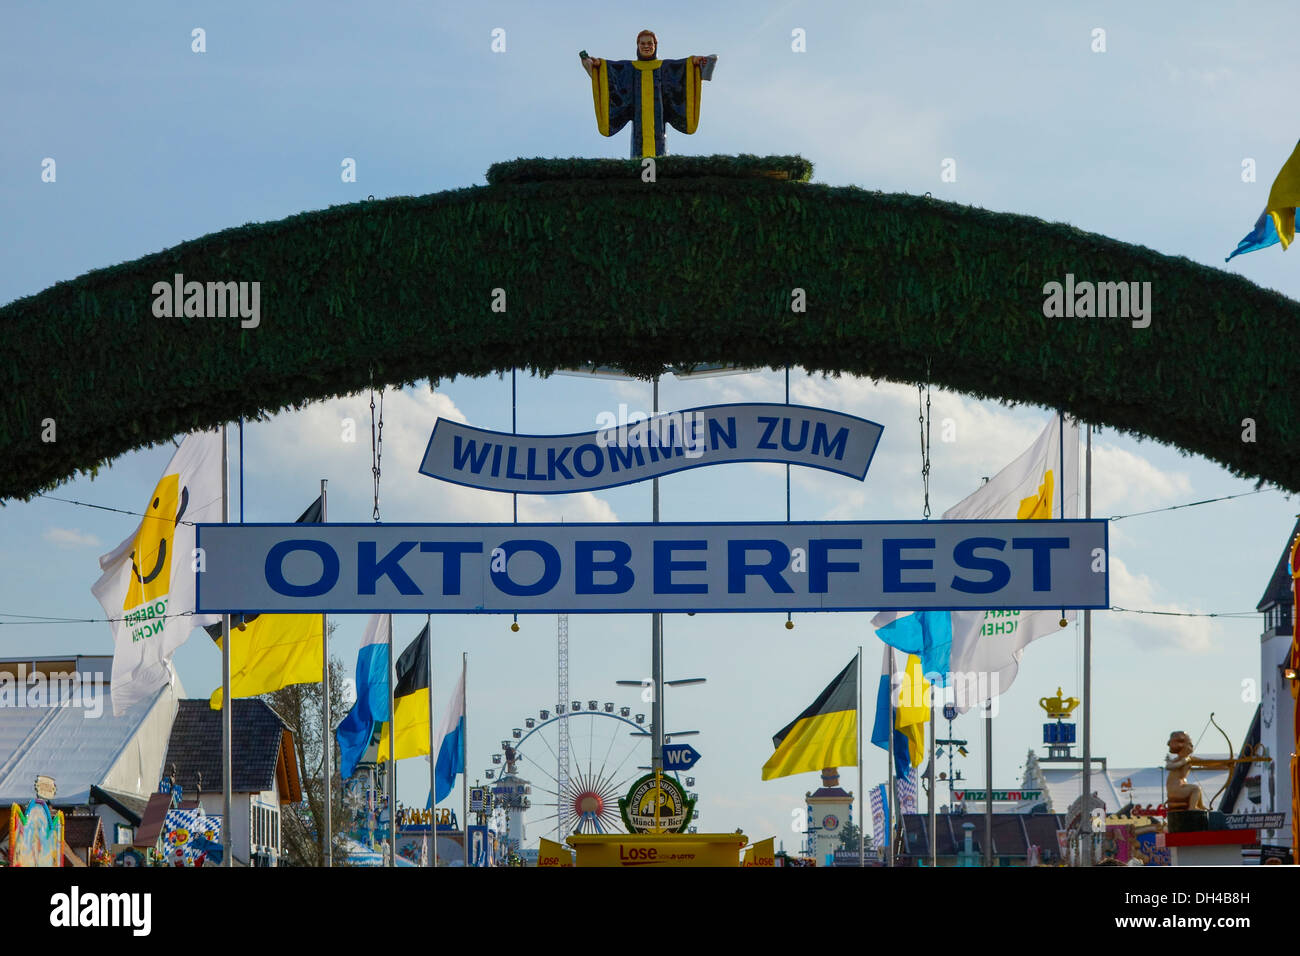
[0,154,1294,501]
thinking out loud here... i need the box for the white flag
[431,666,466,804]
[93,430,223,715]
[946,414,1079,711]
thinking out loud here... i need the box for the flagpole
[238,418,245,521]
[984,703,993,867]
[321,479,331,867]
[651,376,664,777]
[1081,422,1093,867]
[462,651,469,866]
[220,423,233,867]
[387,612,396,868]
[928,692,936,867]
[857,645,864,867]
[785,367,793,632]
[426,613,435,869]
[1058,411,1065,623]
[886,648,896,867]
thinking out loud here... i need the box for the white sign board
[418,404,883,494]
[195,520,1108,615]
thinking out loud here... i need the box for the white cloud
[244,384,619,524]
[1164,63,1233,89]
[1090,443,1192,516]
[1103,555,1214,653]
[685,372,1196,526]
[237,373,1220,665]
[43,527,102,548]
[734,79,948,186]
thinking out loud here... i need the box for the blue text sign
[663,744,701,770]
[195,520,1108,615]
[418,403,883,494]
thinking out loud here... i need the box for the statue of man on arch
[581,30,718,158]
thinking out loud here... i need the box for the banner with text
[195,520,1109,615]
[417,403,883,494]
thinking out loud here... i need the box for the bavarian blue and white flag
[869,784,889,856]
[336,613,392,779]
[432,666,466,804]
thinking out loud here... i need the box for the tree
[263,645,352,866]
[837,821,872,855]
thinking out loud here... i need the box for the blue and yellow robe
[589,57,704,158]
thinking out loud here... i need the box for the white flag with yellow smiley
[93,429,224,715]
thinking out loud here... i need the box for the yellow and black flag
[207,496,324,708]
[761,657,857,781]
[378,622,431,761]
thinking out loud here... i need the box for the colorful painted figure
[581,31,717,158]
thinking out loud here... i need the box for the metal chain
[925,379,932,518]
[918,372,932,519]
[370,385,384,521]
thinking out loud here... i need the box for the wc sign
[663,744,701,770]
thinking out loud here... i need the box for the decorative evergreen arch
[1,155,1293,500]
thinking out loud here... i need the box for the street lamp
[565,363,743,774]
[615,677,707,764]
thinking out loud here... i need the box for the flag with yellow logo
[93,430,223,716]
[761,657,857,781]
[205,495,325,709]
[945,413,1080,712]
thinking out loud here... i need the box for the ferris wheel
[484,700,696,844]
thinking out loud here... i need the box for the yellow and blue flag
[761,657,857,781]
[871,646,927,777]
[206,495,324,709]
[1227,140,1300,261]
[377,622,431,763]
[871,608,952,678]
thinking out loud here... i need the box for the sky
[3,0,1300,851]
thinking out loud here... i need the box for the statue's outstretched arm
[694,54,718,79]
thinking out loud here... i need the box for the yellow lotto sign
[742,837,776,867]
[537,837,573,867]
[567,833,746,868]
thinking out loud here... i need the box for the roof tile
[162,699,291,795]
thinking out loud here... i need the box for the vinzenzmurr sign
[195,520,1108,615]
[417,403,884,494]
